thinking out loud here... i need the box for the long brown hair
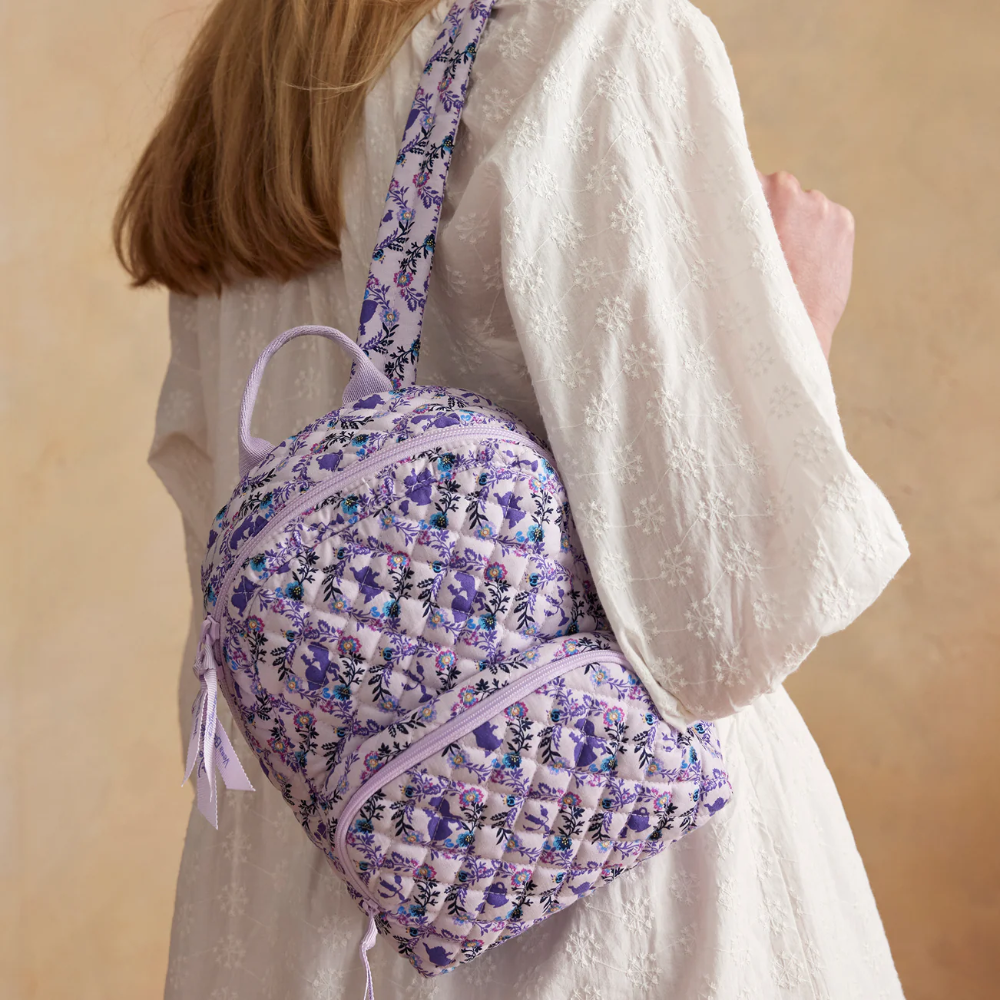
[114,0,442,296]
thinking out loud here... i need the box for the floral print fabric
[358,0,492,387]
[208,309,728,978]
[348,652,727,974]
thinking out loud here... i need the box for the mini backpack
[183,2,732,994]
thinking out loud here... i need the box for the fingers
[774,170,801,192]
[759,170,851,225]
[760,170,802,197]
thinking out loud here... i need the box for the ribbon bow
[183,616,254,827]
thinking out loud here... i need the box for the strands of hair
[114,0,442,296]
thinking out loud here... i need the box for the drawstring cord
[183,616,255,827]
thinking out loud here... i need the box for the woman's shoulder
[486,0,725,87]
[493,0,717,40]
[471,0,732,161]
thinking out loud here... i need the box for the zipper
[333,648,628,909]
[215,424,551,624]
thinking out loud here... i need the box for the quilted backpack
[183,1,732,994]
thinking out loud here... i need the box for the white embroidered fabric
[152,1,909,997]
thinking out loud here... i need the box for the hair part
[114,0,442,296]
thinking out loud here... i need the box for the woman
[117,0,909,997]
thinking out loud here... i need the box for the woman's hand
[757,169,855,359]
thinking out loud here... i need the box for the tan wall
[695,2,1000,996]
[4,1,997,998]
[2,3,205,999]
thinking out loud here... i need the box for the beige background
[3,1,997,998]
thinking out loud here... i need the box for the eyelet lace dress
[152,2,909,997]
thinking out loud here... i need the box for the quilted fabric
[202,383,730,976]
[201,384,532,618]
[341,652,728,972]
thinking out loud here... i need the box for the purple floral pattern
[338,648,729,973]
[205,405,730,976]
[358,0,493,387]
[195,0,731,982]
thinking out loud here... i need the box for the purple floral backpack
[183,1,731,994]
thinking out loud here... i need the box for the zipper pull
[359,900,379,1000]
[183,616,255,827]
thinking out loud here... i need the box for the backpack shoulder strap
[356,0,496,390]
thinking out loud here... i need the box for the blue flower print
[515,524,544,544]
[276,580,303,601]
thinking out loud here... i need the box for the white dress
[153,2,910,997]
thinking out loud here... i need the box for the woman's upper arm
[149,293,215,541]
[495,0,908,723]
